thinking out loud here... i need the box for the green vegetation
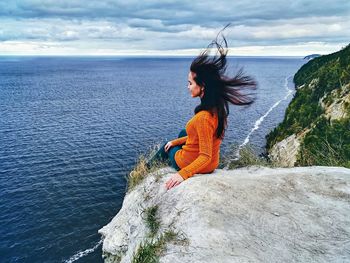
[266,43,350,168]
[294,44,350,92]
[131,229,188,263]
[296,116,350,168]
[143,205,161,238]
[131,237,160,263]
[131,204,189,263]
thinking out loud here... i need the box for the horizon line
[0,54,307,58]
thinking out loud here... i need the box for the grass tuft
[143,205,161,238]
[132,203,189,263]
[131,238,160,263]
[131,229,188,263]
[126,144,169,192]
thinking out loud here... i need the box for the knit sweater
[170,110,222,180]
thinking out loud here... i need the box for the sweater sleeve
[178,114,214,180]
[170,136,188,146]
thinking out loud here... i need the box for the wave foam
[64,239,103,263]
[231,75,294,161]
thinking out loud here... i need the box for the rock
[268,134,302,167]
[320,84,350,121]
[309,78,319,90]
[98,166,350,263]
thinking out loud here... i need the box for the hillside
[266,44,350,168]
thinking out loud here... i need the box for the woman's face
[188,71,204,98]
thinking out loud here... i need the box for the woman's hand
[164,141,173,153]
[165,173,184,190]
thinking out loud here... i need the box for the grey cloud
[0,15,349,47]
[0,0,349,54]
[1,0,349,27]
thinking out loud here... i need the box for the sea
[0,56,305,262]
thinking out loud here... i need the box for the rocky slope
[266,44,350,167]
[99,166,350,263]
[268,82,349,167]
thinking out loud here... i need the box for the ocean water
[0,56,304,262]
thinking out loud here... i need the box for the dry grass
[219,143,279,169]
[126,144,168,192]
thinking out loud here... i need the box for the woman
[147,31,257,190]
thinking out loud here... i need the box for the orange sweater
[170,110,222,180]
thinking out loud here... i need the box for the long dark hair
[190,25,257,140]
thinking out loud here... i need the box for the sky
[0,0,349,56]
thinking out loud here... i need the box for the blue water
[0,56,304,262]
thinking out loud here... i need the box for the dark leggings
[147,129,187,170]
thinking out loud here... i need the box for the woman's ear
[199,87,205,98]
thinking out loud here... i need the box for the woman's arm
[170,136,188,146]
[177,114,214,180]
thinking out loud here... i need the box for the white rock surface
[268,134,302,167]
[98,166,350,263]
[321,84,350,121]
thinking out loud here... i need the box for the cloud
[0,0,349,55]
[1,0,349,22]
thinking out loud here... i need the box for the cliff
[266,44,350,168]
[98,166,350,263]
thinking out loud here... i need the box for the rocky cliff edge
[99,166,350,263]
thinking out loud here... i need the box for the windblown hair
[190,25,257,140]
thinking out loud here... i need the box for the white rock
[323,84,350,121]
[268,134,302,167]
[98,166,350,263]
